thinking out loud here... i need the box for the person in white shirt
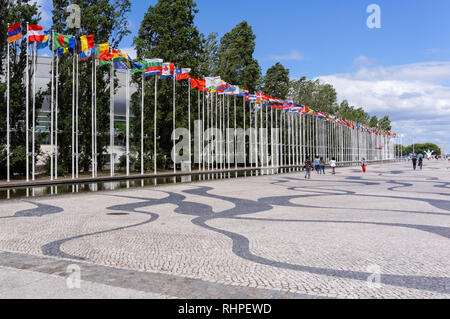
[329,157,337,175]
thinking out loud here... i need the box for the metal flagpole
[76,54,79,178]
[243,96,246,168]
[199,86,203,171]
[234,95,237,170]
[188,76,191,171]
[141,73,144,175]
[50,30,54,181]
[265,104,268,170]
[6,24,10,182]
[202,89,205,172]
[154,75,158,175]
[26,23,29,182]
[93,58,97,177]
[110,61,114,177]
[72,53,75,179]
[91,58,95,178]
[125,69,130,176]
[32,41,37,181]
[55,54,59,179]
[173,70,176,174]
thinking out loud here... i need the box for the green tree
[404,143,441,155]
[377,115,392,131]
[50,0,131,175]
[289,77,338,114]
[216,21,261,92]
[263,62,290,100]
[369,115,378,128]
[198,32,219,77]
[132,0,203,170]
[0,0,42,179]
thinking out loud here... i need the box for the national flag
[54,33,75,52]
[142,58,163,76]
[97,42,113,65]
[37,30,50,50]
[205,76,221,89]
[28,25,45,43]
[237,87,249,96]
[176,68,191,81]
[76,35,95,54]
[80,47,95,61]
[246,94,257,102]
[224,85,239,95]
[159,62,174,78]
[7,22,22,44]
[190,78,206,91]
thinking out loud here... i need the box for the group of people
[411,154,424,171]
[303,156,367,180]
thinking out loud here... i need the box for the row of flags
[5,22,396,137]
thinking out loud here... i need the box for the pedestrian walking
[314,156,320,174]
[412,155,417,170]
[320,157,326,174]
[330,157,337,175]
[418,157,423,170]
[361,158,367,173]
[305,156,313,180]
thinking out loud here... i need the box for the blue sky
[36,0,450,152]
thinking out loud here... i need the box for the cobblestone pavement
[0,161,449,299]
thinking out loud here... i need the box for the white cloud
[353,55,378,67]
[34,0,52,24]
[270,50,303,61]
[317,61,450,152]
[121,47,137,59]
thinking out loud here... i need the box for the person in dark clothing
[418,157,423,170]
[305,156,313,180]
[412,156,417,170]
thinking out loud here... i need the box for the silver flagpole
[234,95,237,170]
[265,104,268,170]
[243,96,246,168]
[55,54,59,179]
[72,53,75,179]
[125,69,130,176]
[93,58,97,177]
[6,24,10,182]
[50,30,54,180]
[154,75,158,175]
[92,58,95,178]
[188,76,191,171]
[173,69,176,174]
[141,72,144,175]
[25,23,29,182]
[197,86,201,171]
[255,101,259,169]
[259,99,263,170]
[110,61,114,177]
[75,54,79,178]
[202,88,205,172]
[32,41,37,181]
[270,105,273,170]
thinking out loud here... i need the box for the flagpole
[92,57,95,178]
[201,88,205,172]
[50,30,54,181]
[243,96,246,169]
[55,54,59,179]
[110,61,114,177]
[141,72,144,175]
[234,95,237,170]
[154,75,158,175]
[76,54,79,178]
[173,68,176,175]
[188,76,191,171]
[125,69,130,176]
[197,86,201,171]
[32,41,37,181]
[94,58,97,177]
[72,52,75,179]
[6,24,10,182]
[26,22,29,183]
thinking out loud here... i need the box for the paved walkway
[0,161,449,299]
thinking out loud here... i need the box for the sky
[35,0,450,153]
